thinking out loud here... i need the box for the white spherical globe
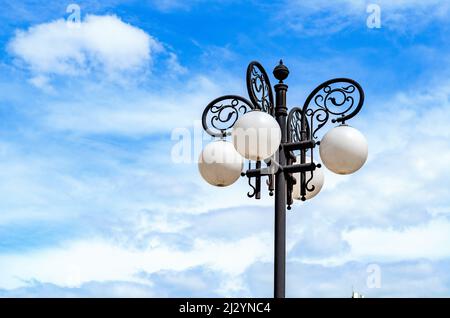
[198,140,244,187]
[293,156,324,200]
[319,125,368,175]
[232,110,281,161]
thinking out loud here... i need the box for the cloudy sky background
[0,0,450,297]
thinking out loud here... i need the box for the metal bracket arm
[282,162,316,174]
[283,140,317,152]
[243,168,273,178]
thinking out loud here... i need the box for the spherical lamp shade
[232,110,281,161]
[292,156,324,200]
[319,125,368,175]
[198,140,244,187]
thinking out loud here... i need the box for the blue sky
[1,0,450,297]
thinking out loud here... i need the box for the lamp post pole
[199,60,366,298]
[273,62,289,298]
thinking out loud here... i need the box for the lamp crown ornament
[273,59,289,83]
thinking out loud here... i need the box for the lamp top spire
[273,59,289,83]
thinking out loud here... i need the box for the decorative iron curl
[286,107,309,201]
[302,78,364,139]
[305,108,329,139]
[304,164,318,193]
[287,107,324,201]
[247,163,257,198]
[202,95,254,137]
[291,149,322,201]
[287,107,310,144]
[246,61,274,115]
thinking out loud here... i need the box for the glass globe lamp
[319,125,368,175]
[198,140,244,187]
[232,110,281,161]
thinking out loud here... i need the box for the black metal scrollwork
[246,61,274,115]
[301,78,364,139]
[287,107,310,144]
[201,62,364,205]
[201,62,274,201]
[247,162,257,198]
[286,78,363,201]
[201,95,254,137]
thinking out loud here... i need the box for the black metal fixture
[199,60,367,298]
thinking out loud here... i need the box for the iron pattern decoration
[286,78,364,201]
[245,61,275,197]
[202,62,275,199]
[201,62,364,205]
[299,78,364,140]
[286,107,310,204]
[202,95,254,138]
[287,107,310,143]
[246,61,275,115]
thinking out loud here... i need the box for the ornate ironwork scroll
[285,79,363,201]
[286,108,306,203]
[247,161,261,199]
[246,61,274,115]
[202,95,254,137]
[287,107,310,144]
[301,78,364,139]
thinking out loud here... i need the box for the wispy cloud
[275,0,450,35]
[343,218,450,261]
[0,234,271,290]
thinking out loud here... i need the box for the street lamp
[232,110,281,161]
[319,125,368,175]
[199,60,367,298]
[198,140,244,187]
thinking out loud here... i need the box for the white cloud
[28,75,53,92]
[0,234,270,290]
[8,15,162,79]
[343,218,450,261]
[166,52,187,75]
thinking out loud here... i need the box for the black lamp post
[199,60,366,298]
